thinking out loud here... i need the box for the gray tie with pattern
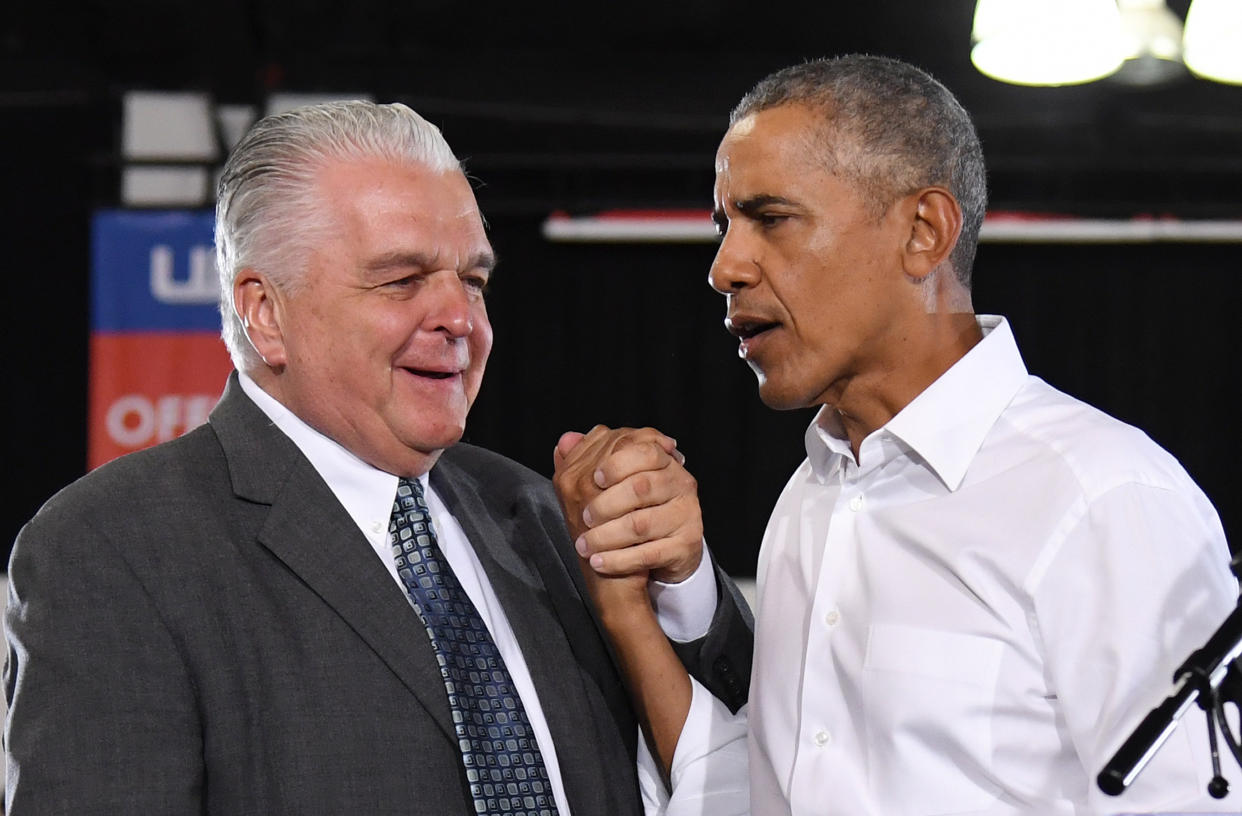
[389,477,560,816]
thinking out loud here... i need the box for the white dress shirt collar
[807,315,1028,492]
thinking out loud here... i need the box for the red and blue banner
[89,211,233,469]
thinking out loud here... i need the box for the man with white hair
[5,101,751,815]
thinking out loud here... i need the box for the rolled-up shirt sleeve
[638,676,750,816]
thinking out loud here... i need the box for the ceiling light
[1183,0,1242,85]
[972,0,1127,86]
[1112,0,1187,85]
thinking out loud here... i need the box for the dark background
[4,1,1240,574]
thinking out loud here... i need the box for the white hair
[214,100,461,370]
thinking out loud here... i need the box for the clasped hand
[552,425,704,591]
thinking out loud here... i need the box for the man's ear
[901,187,963,282]
[233,269,288,368]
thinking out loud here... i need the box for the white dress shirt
[666,315,1239,815]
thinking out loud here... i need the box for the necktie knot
[394,476,429,517]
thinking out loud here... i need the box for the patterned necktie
[389,477,560,816]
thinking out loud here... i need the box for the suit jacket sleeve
[670,562,754,714]
[6,490,203,815]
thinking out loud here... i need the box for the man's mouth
[401,367,460,380]
[725,316,779,361]
[725,317,779,340]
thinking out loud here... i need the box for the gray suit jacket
[5,376,752,814]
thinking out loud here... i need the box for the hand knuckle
[630,512,649,538]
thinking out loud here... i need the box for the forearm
[549,426,702,774]
[598,591,692,779]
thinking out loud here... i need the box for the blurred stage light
[971,0,1127,86]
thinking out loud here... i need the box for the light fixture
[971,0,1128,86]
[974,0,1242,87]
[1112,0,1187,85]
[1183,0,1242,85]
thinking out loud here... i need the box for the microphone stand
[1098,588,1242,798]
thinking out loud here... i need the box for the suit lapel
[209,375,457,744]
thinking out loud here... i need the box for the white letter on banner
[155,395,182,442]
[150,244,219,304]
[106,395,155,447]
[184,395,214,430]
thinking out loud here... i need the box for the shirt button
[824,609,840,627]
[371,521,384,534]
[813,730,831,747]
[848,495,864,512]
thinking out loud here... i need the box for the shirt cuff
[650,543,718,643]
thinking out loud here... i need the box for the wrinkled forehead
[715,105,886,208]
[293,159,493,272]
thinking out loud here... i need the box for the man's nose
[708,232,761,294]
[424,273,474,337]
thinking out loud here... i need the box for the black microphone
[1098,599,1242,796]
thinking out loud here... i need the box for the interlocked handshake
[551,426,704,603]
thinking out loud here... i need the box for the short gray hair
[732,55,987,287]
[215,100,462,370]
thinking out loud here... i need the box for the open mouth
[402,367,458,380]
[726,316,779,361]
[727,318,779,340]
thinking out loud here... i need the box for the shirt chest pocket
[862,623,1006,815]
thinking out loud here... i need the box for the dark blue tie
[390,478,560,816]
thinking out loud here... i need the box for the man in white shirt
[5,100,751,815]
[559,55,1239,814]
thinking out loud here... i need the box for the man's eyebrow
[735,194,800,214]
[364,250,498,274]
[474,250,498,273]
[473,250,499,280]
[364,251,435,273]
